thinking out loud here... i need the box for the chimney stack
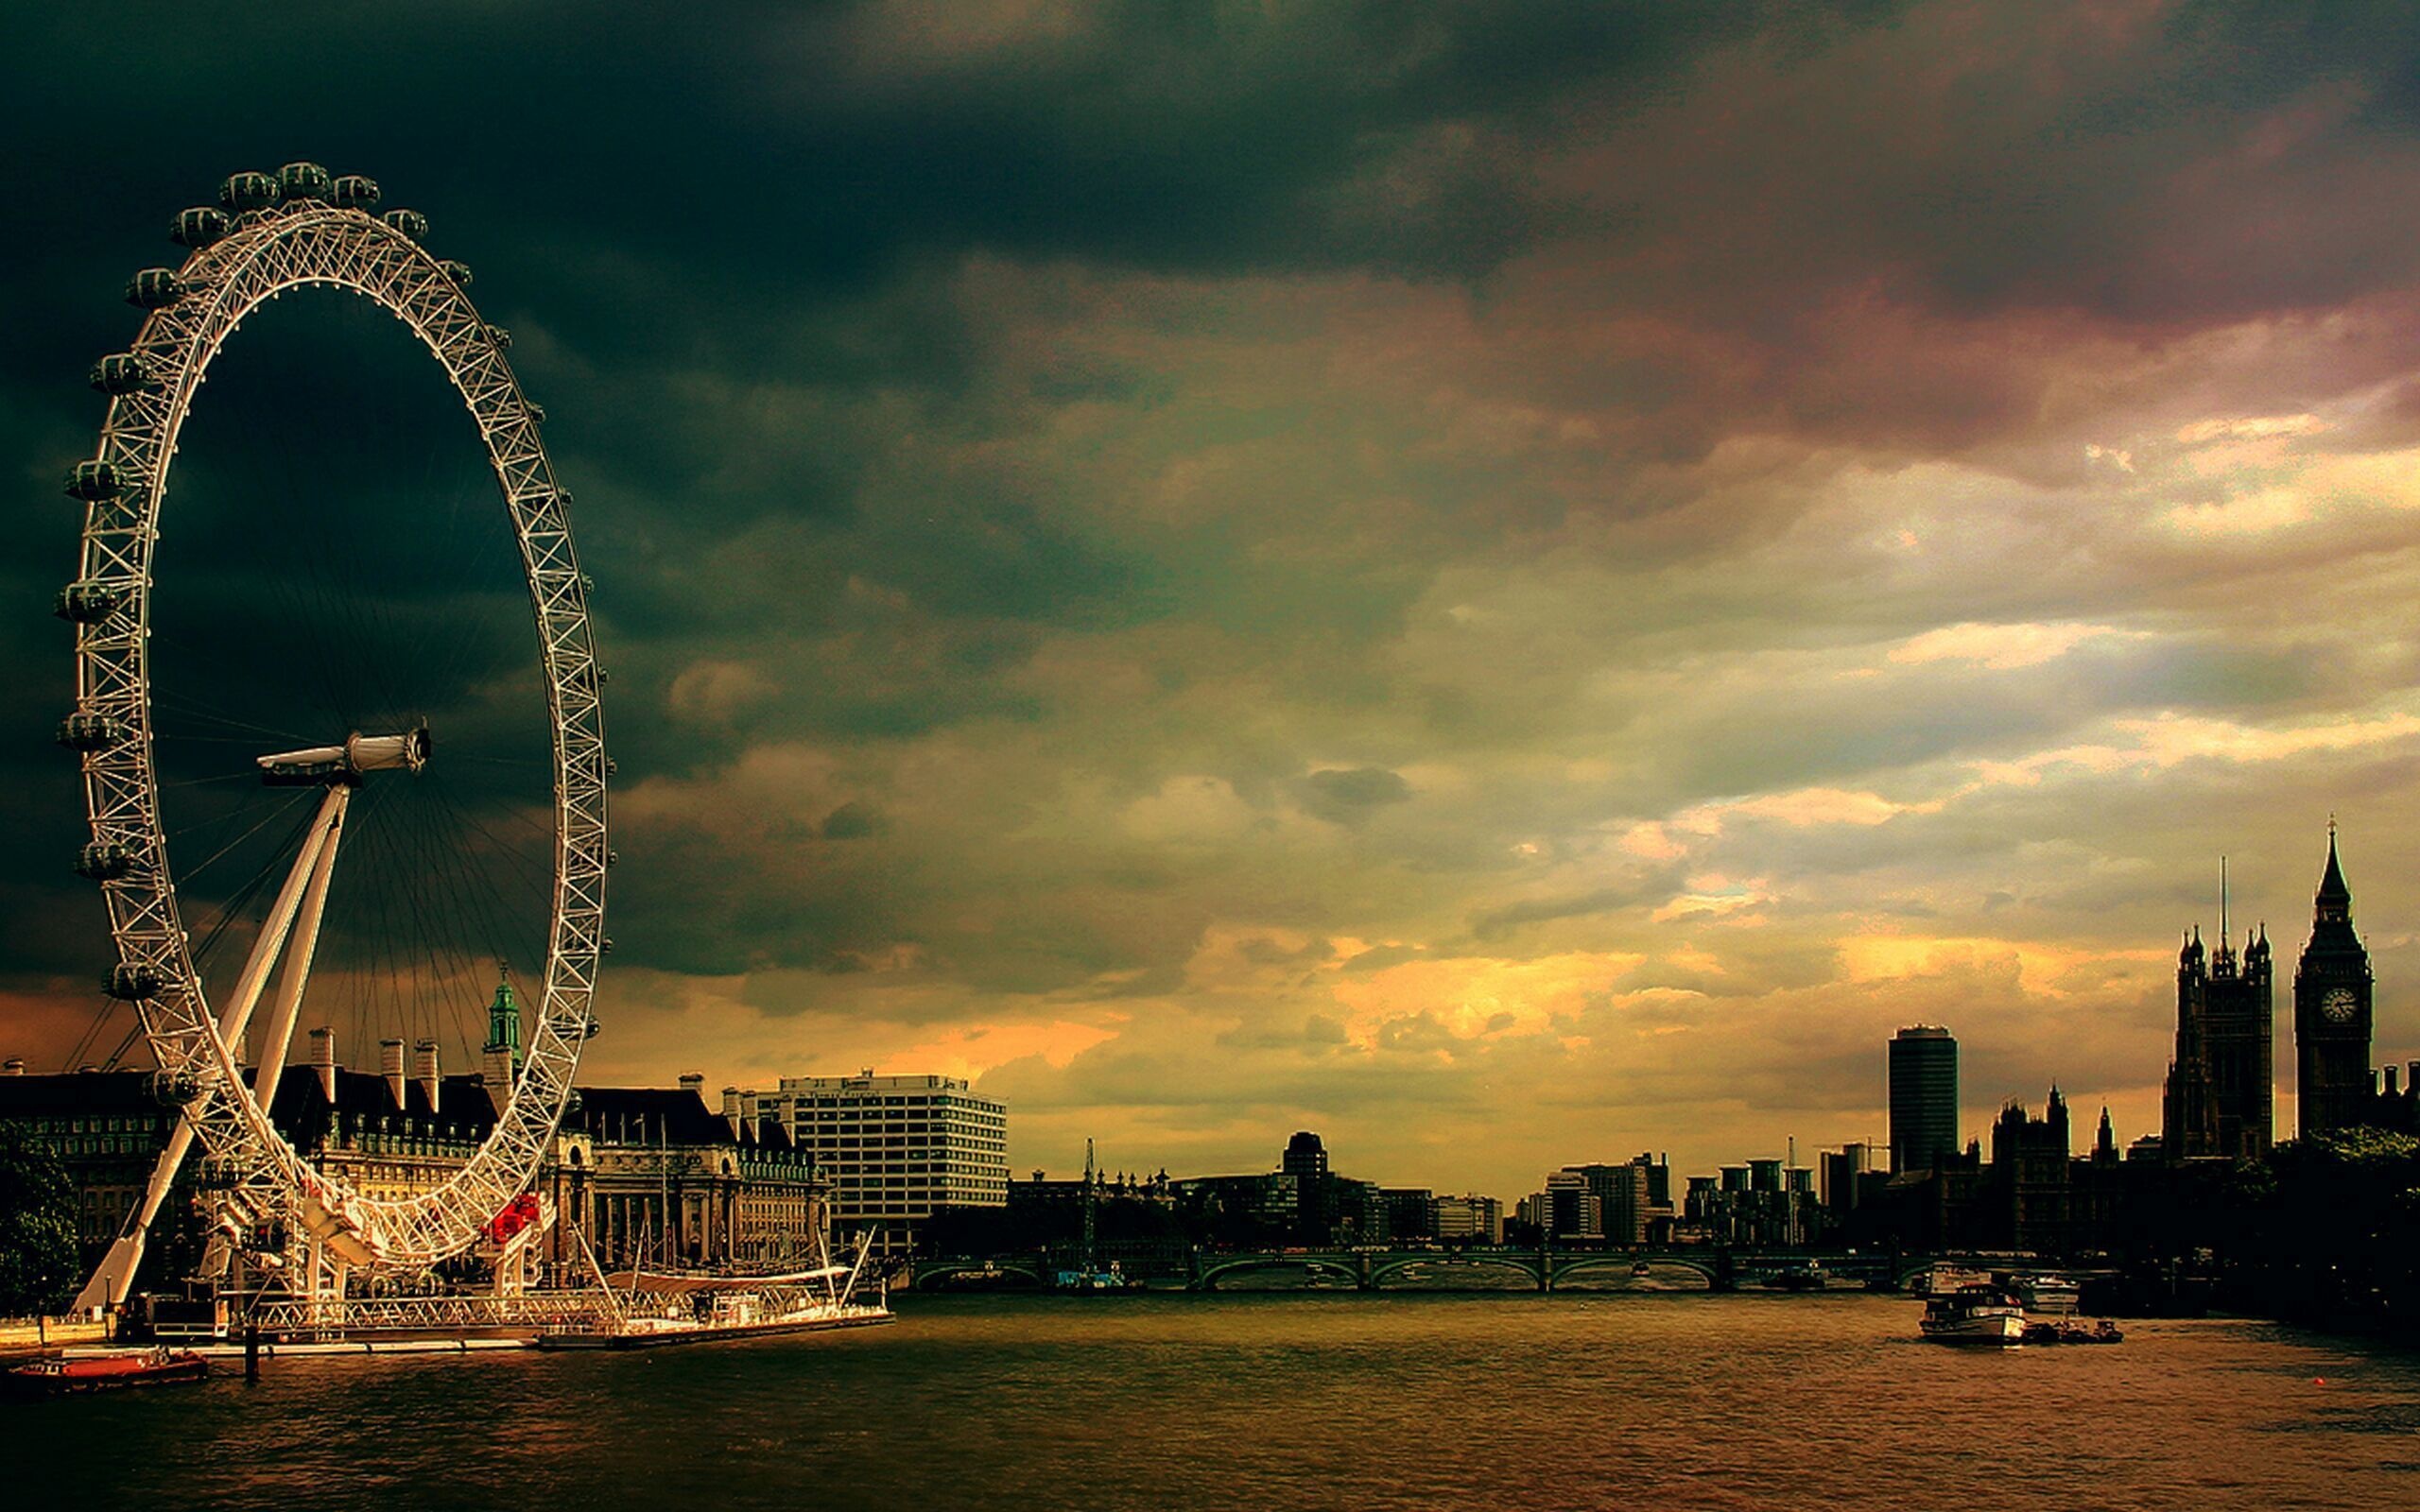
[722,1085,744,1140]
[379,1038,406,1109]
[483,1041,515,1091]
[679,1071,705,1103]
[309,1026,337,1102]
[413,1038,441,1115]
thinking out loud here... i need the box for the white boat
[533,1230,893,1350]
[532,1289,892,1350]
[1909,1263,1989,1297]
[1917,1282,2026,1347]
[189,1333,532,1358]
[2006,1272,2082,1315]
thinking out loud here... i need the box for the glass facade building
[1889,1025,1960,1175]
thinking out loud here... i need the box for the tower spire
[2221,854,2228,949]
[483,962,523,1077]
[2316,820,2351,922]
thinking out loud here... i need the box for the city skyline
[13,6,2420,1198]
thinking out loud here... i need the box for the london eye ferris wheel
[58,162,610,1306]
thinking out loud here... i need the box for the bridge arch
[1365,1252,1544,1290]
[1194,1255,1362,1291]
[1549,1253,1717,1289]
[912,1259,1047,1292]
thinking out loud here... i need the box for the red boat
[4,1348,209,1397]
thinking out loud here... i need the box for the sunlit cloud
[1888,622,2142,672]
[2174,413,2330,445]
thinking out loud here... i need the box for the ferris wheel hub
[255,721,432,785]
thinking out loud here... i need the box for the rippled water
[8,1293,2420,1510]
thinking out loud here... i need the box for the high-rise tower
[1888,1025,1959,1175]
[2295,823,2374,1139]
[1282,1130,1333,1243]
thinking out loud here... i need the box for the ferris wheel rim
[65,180,609,1270]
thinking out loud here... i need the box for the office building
[1281,1130,1332,1241]
[1556,1155,1669,1246]
[1431,1193,1503,1245]
[754,1072,1007,1257]
[1821,1143,1873,1214]
[1536,1171,1603,1242]
[1889,1025,1960,1175]
[1379,1187,1436,1243]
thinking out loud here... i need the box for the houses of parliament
[2163,824,2405,1160]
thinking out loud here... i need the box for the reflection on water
[8,1294,2419,1511]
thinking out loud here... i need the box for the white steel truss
[68,187,609,1276]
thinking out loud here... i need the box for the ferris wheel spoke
[149,692,314,747]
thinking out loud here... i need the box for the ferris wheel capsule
[54,581,127,623]
[219,171,281,213]
[106,963,163,1001]
[277,162,333,201]
[382,208,429,241]
[125,269,184,308]
[331,174,381,212]
[170,206,230,248]
[76,842,135,882]
[63,460,123,500]
[89,354,157,394]
[439,259,472,285]
[56,712,129,750]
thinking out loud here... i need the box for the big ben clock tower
[2294,822,2374,1138]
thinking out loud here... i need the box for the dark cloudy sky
[9,1,2420,1196]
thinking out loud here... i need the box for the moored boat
[1909,1263,1989,1297]
[1917,1282,2026,1347]
[2020,1317,2125,1345]
[2004,1271,2083,1315]
[533,1296,893,1350]
[4,1347,209,1397]
[534,1228,893,1350]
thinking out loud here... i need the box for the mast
[1083,1138,1098,1274]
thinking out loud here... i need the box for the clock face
[2321,987,2359,1023]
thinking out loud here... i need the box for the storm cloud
[9,2,2420,1194]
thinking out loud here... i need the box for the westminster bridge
[906,1246,1947,1293]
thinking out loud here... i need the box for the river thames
[8,1293,2420,1509]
